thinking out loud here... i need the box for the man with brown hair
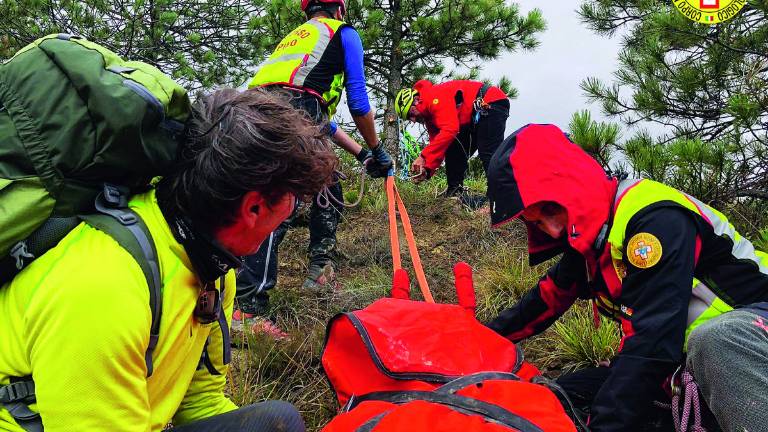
[0,88,335,432]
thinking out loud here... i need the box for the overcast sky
[335,1,634,137]
[484,1,624,133]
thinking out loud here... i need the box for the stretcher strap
[386,176,402,271]
[386,176,434,303]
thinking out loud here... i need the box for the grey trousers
[168,401,305,432]
[687,310,768,432]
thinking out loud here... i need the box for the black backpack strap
[0,217,81,283]
[0,377,42,432]
[217,276,232,366]
[79,184,163,378]
[347,390,543,432]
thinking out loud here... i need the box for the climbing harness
[471,83,491,125]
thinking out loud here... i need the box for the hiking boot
[442,185,488,211]
[302,261,336,292]
[441,184,467,198]
[459,193,488,211]
[231,309,256,333]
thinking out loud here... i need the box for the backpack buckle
[0,380,34,403]
[102,184,129,208]
[9,241,34,270]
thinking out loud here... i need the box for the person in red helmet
[485,124,768,431]
[394,80,510,202]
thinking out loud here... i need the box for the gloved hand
[355,148,372,164]
[365,144,393,178]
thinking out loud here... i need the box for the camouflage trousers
[235,89,343,313]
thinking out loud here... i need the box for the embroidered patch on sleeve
[627,232,663,269]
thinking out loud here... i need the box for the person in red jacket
[394,80,509,197]
[485,124,768,431]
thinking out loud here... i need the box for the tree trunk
[383,0,402,166]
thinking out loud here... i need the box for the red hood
[488,124,617,269]
[413,79,433,94]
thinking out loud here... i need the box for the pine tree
[578,0,768,205]
[1,0,544,162]
[344,0,544,154]
[0,0,281,90]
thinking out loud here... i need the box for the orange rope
[394,185,434,303]
[385,176,434,303]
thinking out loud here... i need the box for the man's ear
[239,191,267,229]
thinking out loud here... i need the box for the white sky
[483,1,624,133]
[336,1,654,139]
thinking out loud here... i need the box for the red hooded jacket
[485,124,768,431]
[414,80,507,171]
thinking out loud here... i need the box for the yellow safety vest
[0,190,236,431]
[249,18,347,117]
[600,179,768,348]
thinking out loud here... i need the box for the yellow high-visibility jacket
[0,189,237,431]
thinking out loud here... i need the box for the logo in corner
[672,0,746,24]
[627,233,663,269]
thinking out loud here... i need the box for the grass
[227,162,622,431]
[531,302,620,373]
[755,229,768,253]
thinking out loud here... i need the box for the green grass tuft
[531,302,620,373]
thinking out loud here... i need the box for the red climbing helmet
[301,0,346,15]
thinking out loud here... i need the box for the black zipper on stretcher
[345,312,525,382]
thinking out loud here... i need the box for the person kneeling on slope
[485,124,768,432]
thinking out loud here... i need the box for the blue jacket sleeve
[341,26,371,117]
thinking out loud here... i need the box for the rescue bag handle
[385,175,434,303]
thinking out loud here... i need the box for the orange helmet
[301,0,346,15]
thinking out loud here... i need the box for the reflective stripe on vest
[248,18,346,115]
[604,178,767,347]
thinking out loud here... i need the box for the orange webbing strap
[385,176,435,303]
[386,176,402,271]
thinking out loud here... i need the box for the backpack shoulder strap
[79,185,163,378]
[0,377,41,432]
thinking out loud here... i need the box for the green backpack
[0,33,191,431]
[0,33,189,372]
[0,33,189,255]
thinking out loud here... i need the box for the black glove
[366,145,393,178]
[355,148,372,164]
